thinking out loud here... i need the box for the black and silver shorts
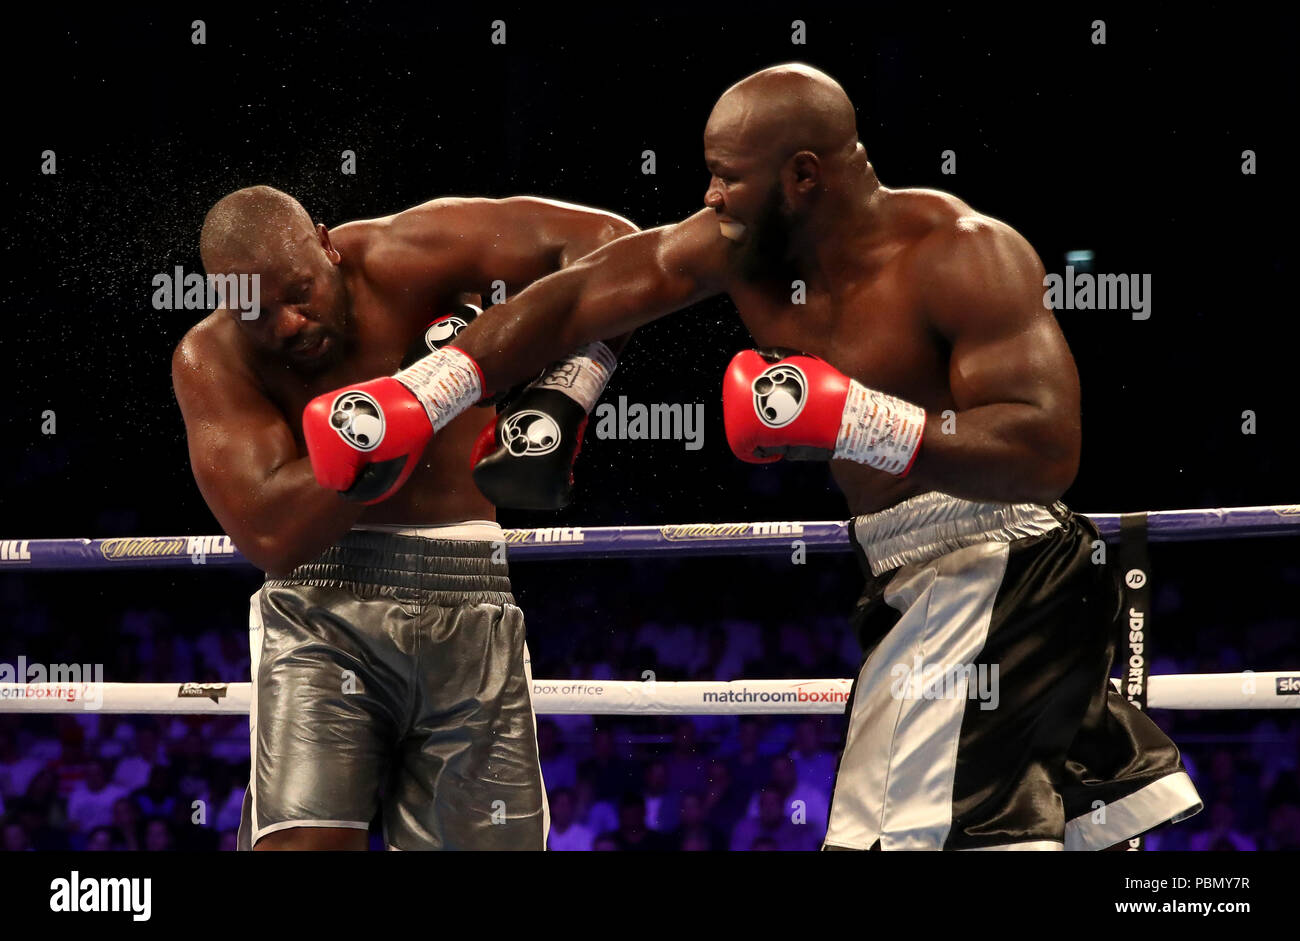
[825,492,1202,851]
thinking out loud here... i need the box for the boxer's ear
[787,151,821,197]
[317,223,342,264]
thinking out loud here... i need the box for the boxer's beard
[736,184,797,283]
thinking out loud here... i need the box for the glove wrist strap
[833,380,927,476]
[394,347,483,432]
[531,341,617,414]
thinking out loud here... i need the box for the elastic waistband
[267,530,513,604]
[852,492,1066,577]
[353,519,503,542]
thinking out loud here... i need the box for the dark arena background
[1,0,1297,880]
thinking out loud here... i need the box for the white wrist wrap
[834,380,927,475]
[393,347,483,432]
[533,341,617,414]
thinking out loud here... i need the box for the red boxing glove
[723,348,926,475]
[302,376,433,504]
[723,348,850,463]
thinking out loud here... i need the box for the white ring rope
[3,504,1295,717]
[1,673,1296,715]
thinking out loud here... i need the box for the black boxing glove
[402,303,541,407]
[400,303,479,361]
[471,341,618,510]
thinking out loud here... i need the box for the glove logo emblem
[752,365,807,428]
[424,316,469,350]
[501,410,561,457]
[539,359,581,390]
[329,391,386,452]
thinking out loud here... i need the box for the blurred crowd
[2,572,1298,851]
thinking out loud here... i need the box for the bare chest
[728,275,951,407]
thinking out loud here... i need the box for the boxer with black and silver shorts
[824,493,1201,850]
[332,65,1207,849]
[175,186,635,849]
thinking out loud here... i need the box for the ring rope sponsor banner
[1117,511,1152,853]
[6,505,1300,570]
[0,682,253,712]
[1,522,850,568]
[528,678,854,714]
[1118,512,1152,714]
[2,673,1297,714]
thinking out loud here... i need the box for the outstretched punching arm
[450,209,728,396]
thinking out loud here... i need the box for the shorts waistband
[353,519,504,541]
[267,530,513,604]
[851,491,1066,577]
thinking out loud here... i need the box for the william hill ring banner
[3,508,1300,570]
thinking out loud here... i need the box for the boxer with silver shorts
[174,186,634,849]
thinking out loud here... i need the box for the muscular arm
[173,326,362,575]
[450,209,729,393]
[906,219,1081,504]
[377,196,641,297]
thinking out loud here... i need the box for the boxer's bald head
[200,185,318,273]
[200,185,349,370]
[707,63,860,168]
[703,65,873,276]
